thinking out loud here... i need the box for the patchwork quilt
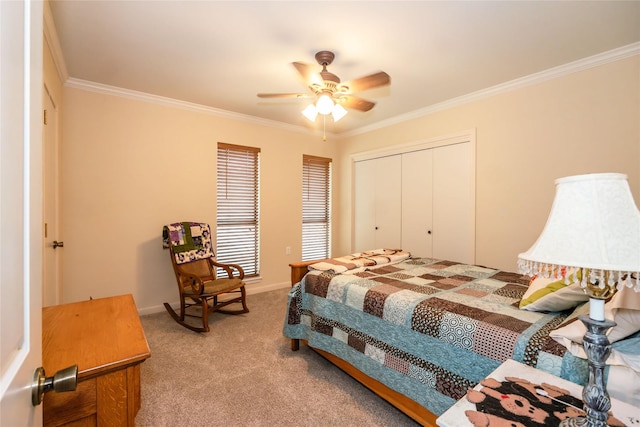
[283,257,593,416]
[308,248,411,274]
[162,221,213,264]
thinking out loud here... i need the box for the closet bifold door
[353,137,475,264]
[353,155,401,253]
[431,142,474,265]
[401,149,434,258]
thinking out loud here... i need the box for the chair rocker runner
[162,222,249,332]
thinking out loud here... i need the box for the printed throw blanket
[162,222,214,264]
[309,248,411,274]
[283,257,594,416]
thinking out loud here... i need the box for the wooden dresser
[42,294,151,426]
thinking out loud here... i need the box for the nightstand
[436,359,640,427]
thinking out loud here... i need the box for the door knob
[52,241,64,249]
[32,364,78,406]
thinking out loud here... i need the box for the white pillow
[550,288,640,407]
[607,363,640,407]
[519,275,589,312]
[550,286,640,346]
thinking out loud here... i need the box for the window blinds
[302,155,331,261]
[217,143,260,276]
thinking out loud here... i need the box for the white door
[432,142,475,264]
[354,160,376,252]
[43,87,60,307]
[401,149,434,258]
[374,155,402,249]
[0,1,44,425]
[353,155,401,252]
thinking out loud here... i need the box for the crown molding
[54,36,638,139]
[43,5,318,137]
[343,42,640,138]
[64,78,320,136]
[43,1,69,84]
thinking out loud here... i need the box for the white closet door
[354,160,376,252]
[401,149,433,257]
[374,155,402,249]
[432,142,475,264]
[354,155,402,252]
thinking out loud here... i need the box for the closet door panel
[401,150,433,258]
[432,142,475,264]
[373,155,402,249]
[354,160,377,252]
[354,155,402,253]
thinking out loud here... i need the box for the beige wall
[58,87,337,312]
[51,45,639,313]
[337,55,640,272]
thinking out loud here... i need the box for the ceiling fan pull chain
[323,115,327,142]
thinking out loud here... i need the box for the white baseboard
[137,281,290,316]
[246,280,290,295]
[138,303,171,316]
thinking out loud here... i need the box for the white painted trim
[351,128,475,162]
[136,281,290,316]
[246,281,290,295]
[343,42,640,138]
[43,1,68,83]
[349,130,477,258]
[65,77,319,136]
[41,6,325,137]
[46,21,638,139]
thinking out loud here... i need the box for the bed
[283,250,640,426]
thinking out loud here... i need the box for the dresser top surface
[43,294,150,379]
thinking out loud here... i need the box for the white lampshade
[518,173,640,293]
[302,104,318,122]
[315,94,334,115]
[331,104,347,122]
[518,173,640,426]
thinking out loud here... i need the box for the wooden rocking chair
[162,222,249,332]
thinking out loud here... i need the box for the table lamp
[517,173,640,427]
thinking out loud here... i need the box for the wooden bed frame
[289,261,438,427]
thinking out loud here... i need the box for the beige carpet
[136,287,420,426]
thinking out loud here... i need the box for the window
[217,143,260,276]
[302,155,331,261]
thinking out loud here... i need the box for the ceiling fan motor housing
[315,51,335,66]
[315,51,340,94]
[257,49,387,113]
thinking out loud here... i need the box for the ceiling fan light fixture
[302,104,318,122]
[258,50,390,127]
[331,104,347,122]
[315,94,334,115]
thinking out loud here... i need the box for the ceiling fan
[257,51,390,122]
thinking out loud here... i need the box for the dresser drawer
[43,378,96,426]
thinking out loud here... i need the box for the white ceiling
[48,1,640,135]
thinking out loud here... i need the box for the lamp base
[559,314,616,427]
[559,417,589,427]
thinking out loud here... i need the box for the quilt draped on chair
[162,221,213,264]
